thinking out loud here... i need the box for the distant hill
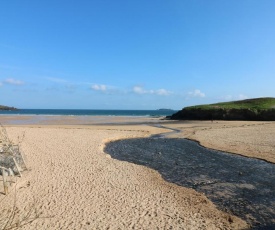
[157,108,174,111]
[170,97,275,121]
[0,105,17,110]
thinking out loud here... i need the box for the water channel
[104,126,275,229]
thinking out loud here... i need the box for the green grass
[186,97,275,110]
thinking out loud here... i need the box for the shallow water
[104,137,275,229]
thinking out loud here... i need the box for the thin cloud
[132,86,172,96]
[155,89,171,96]
[133,86,147,94]
[222,94,248,101]
[4,78,24,85]
[91,84,107,91]
[188,89,205,98]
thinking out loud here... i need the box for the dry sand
[2,116,274,229]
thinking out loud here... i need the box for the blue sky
[0,0,275,109]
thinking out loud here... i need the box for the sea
[0,109,176,117]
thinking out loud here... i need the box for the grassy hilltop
[170,97,275,121]
[187,97,275,110]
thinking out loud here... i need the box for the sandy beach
[1,116,274,229]
[162,120,275,164]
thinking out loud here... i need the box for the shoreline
[1,116,274,163]
[1,115,274,164]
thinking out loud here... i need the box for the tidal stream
[104,126,275,229]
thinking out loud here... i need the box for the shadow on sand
[104,137,275,229]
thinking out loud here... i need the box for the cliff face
[170,108,275,121]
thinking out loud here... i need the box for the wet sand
[161,121,275,164]
[1,115,274,229]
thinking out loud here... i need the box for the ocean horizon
[0,109,177,117]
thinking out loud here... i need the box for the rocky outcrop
[0,105,17,110]
[170,108,275,121]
